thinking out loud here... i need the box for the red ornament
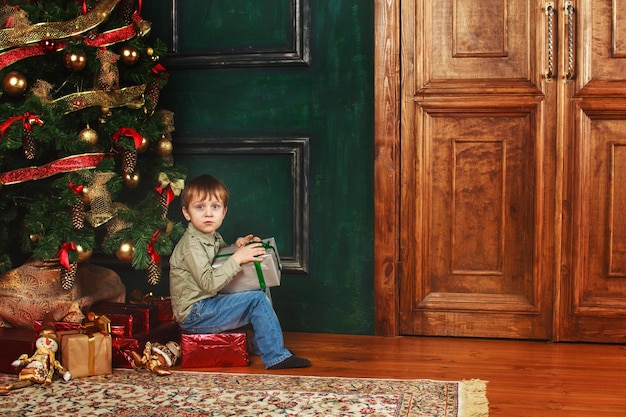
[40,39,57,55]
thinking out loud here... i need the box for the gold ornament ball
[64,51,87,72]
[123,171,141,188]
[120,45,140,66]
[115,241,135,262]
[76,245,93,263]
[2,71,27,96]
[80,186,91,204]
[155,137,173,157]
[29,233,43,243]
[78,126,98,146]
[146,47,154,56]
[137,136,149,153]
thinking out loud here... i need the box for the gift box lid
[213,237,281,270]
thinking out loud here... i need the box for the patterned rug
[0,369,488,416]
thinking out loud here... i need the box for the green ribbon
[253,260,266,289]
[215,240,280,289]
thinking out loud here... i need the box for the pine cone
[71,200,85,229]
[61,262,78,290]
[22,129,36,159]
[159,189,169,219]
[121,149,137,174]
[145,80,160,115]
[147,259,161,285]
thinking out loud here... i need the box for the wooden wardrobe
[375,0,626,342]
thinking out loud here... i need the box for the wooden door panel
[559,115,626,342]
[400,0,554,339]
[557,0,626,342]
[400,110,552,339]
[428,0,531,80]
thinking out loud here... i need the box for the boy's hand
[235,234,261,248]
[231,242,266,265]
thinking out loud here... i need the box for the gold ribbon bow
[82,312,112,335]
[157,172,184,196]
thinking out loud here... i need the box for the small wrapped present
[91,301,159,336]
[59,330,112,378]
[152,297,174,322]
[214,237,281,294]
[181,332,248,368]
[129,290,174,322]
[0,328,37,374]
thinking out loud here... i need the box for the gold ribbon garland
[0,0,121,51]
[53,84,146,114]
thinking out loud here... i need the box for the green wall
[141,1,374,334]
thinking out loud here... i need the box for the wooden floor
[176,332,626,417]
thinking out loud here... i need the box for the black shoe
[268,355,311,370]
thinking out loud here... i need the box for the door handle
[564,1,575,81]
[544,2,556,81]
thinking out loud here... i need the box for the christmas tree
[0,0,186,288]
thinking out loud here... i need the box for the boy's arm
[185,239,242,294]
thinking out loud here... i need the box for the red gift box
[151,297,174,322]
[0,328,37,374]
[92,302,158,333]
[111,337,140,369]
[181,332,248,368]
[33,320,82,332]
[111,320,181,368]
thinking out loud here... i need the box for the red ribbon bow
[58,242,77,270]
[111,127,143,149]
[151,63,168,77]
[0,113,44,137]
[147,230,160,263]
[68,181,84,195]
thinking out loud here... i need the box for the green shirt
[168,223,242,322]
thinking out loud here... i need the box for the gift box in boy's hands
[213,237,281,293]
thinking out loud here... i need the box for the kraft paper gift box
[213,237,282,294]
[181,332,248,368]
[59,330,112,378]
[0,328,37,374]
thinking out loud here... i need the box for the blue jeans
[179,290,291,368]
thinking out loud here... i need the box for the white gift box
[213,237,282,293]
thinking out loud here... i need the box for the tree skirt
[0,369,488,416]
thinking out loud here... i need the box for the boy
[169,174,311,369]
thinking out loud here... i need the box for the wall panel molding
[175,136,310,273]
[165,0,310,68]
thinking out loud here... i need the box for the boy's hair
[180,174,229,209]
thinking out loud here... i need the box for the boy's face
[182,193,227,235]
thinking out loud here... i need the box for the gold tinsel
[157,109,175,134]
[95,49,120,91]
[81,171,116,227]
[30,79,54,104]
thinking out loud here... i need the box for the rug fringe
[458,379,489,417]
